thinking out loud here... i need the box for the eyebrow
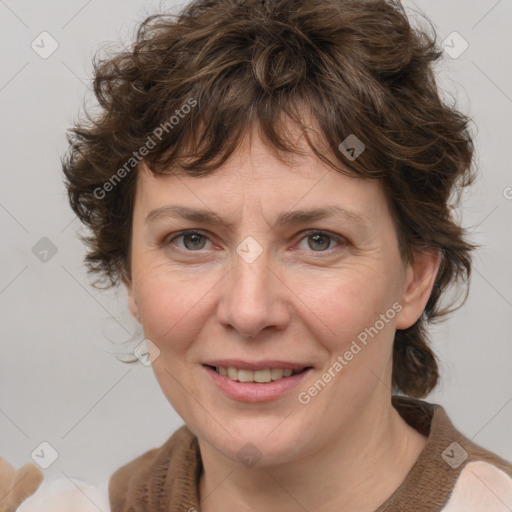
[145,204,369,229]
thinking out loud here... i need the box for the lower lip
[203,365,312,403]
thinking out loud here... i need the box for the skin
[126,120,440,512]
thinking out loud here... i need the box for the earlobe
[395,249,441,330]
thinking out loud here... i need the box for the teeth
[254,369,271,383]
[215,366,302,383]
[271,368,284,380]
[238,369,254,382]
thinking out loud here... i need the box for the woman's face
[127,124,435,466]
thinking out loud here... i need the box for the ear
[125,278,141,324]
[395,248,441,330]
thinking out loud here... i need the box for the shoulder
[438,409,512,511]
[108,424,200,509]
[16,477,110,512]
[0,456,110,512]
[387,396,512,511]
[442,460,512,511]
[427,401,512,511]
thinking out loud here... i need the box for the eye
[163,229,347,255]
[296,231,346,253]
[166,230,212,251]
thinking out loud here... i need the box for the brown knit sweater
[108,396,512,511]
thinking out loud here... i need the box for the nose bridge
[217,244,288,337]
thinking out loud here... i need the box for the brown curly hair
[62,0,476,398]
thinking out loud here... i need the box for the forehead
[134,121,390,225]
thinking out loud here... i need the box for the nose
[216,248,290,339]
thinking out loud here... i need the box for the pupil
[309,234,329,251]
[184,233,205,250]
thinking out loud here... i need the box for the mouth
[204,365,311,383]
[203,362,313,402]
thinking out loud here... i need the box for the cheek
[300,275,399,410]
[296,270,398,354]
[133,267,219,355]
[132,269,219,418]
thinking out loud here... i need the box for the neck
[198,392,427,512]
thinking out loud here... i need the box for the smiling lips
[203,362,313,402]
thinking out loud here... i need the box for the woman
[6,0,512,510]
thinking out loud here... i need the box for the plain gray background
[1,0,511,487]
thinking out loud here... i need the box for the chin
[195,415,317,468]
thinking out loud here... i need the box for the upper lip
[203,360,312,371]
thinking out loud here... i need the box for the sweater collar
[108,396,463,511]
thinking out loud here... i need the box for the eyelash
[163,229,347,256]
